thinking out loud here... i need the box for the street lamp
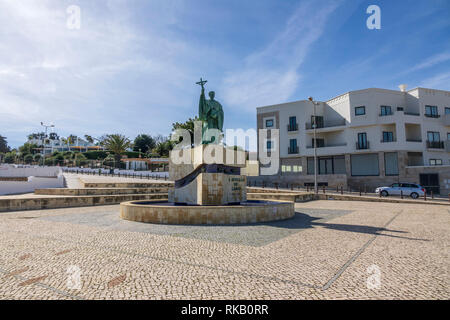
[308,97,318,194]
[40,122,55,157]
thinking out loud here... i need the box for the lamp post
[308,97,318,194]
[40,122,54,165]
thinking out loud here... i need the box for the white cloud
[408,52,450,73]
[0,0,197,147]
[222,0,341,111]
[420,71,450,90]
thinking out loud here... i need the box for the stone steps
[0,193,168,212]
[35,187,170,196]
[247,193,315,202]
[81,182,173,188]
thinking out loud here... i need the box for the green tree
[84,135,94,144]
[19,143,39,155]
[74,153,87,166]
[133,134,156,154]
[103,134,131,167]
[153,139,174,157]
[4,152,15,164]
[171,116,199,146]
[0,136,10,153]
[24,154,34,164]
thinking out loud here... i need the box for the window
[307,155,345,175]
[311,115,324,128]
[446,107,450,114]
[266,140,272,150]
[425,105,439,117]
[265,119,274,128]
[357,132,368,149]
[289,139,298,153]
[382,131,394,142]
[351,153,379,176]
[312,138,324,148]
[429,159,442,166]
[380,105,392,116]
[282,165,302,173]
[355,106,366,116]
[288,116,297,131]
[447,132,450,140]
[391,183,400,188]
[384,152,399,176]
[427,131,440,142]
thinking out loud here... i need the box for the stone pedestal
[168,145,247,205]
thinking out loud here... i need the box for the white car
[375,183,425,199]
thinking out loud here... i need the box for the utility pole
[308,97,318,194]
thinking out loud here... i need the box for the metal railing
[356,141,370,150]
[426,141,444,149]
[305,119,346,130]
[287,123,298,131]
[288,146,299,154]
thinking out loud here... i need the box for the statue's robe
[198,90,224,143]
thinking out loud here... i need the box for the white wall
[0,175,64,195]
[0,165,61,177]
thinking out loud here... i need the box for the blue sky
[0,0,449,147]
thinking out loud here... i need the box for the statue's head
[208,91,215,100]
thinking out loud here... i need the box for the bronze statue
[197,78,224,144]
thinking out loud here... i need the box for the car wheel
[410,192,419,199]
[380,190,388,197]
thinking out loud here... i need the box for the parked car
[375,183,425,199]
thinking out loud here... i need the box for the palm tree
[84,135,94,144]
[103,134,131,167]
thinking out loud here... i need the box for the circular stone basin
[120,200,294,225]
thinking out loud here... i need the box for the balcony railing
[404,111,420,116]
[379,111,393,116]
[287,123,298,132]
[356,141,370,150]
[306,143,347,149]
[426,141,444,149]
[425,113,440,118]
[305,119,346,130]
[288,146,299,154]
[406,139,422,143]
[380,139,396,143]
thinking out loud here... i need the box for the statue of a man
[197,78,224,144]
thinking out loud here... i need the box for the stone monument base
[120,200,294,225]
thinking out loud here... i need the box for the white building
[256,86,450,195]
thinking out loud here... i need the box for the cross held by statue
[196,78,207,89]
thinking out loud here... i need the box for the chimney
[398,84,408,92]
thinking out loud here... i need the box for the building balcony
[445,141,450,152]
[288,146,299,154]
[306,143,347,149]
[379,111,394,116]
[426,141,444,149]
[356,141,370,150]
[406,139,422,143]
[305,119,346,130]
[287,123,298,132]
[444,114,450,126]
[380,139,396,143]
[404,111,420,116]
[425,113,440,118]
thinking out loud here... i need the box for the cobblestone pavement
[0,200,448,299]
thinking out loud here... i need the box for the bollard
[424,192,427,201]
[431,190,434,199]
[400,190,403,199]
[359,187,361,197]
[448,193,450,202]
[341,186,343,195]
[379,190,381,198]
[323,186,325,194]
[290,184,293,191]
